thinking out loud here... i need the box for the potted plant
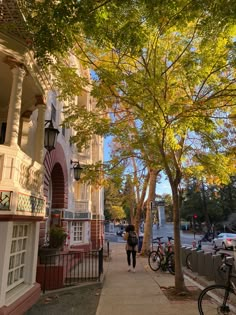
[39,226,67,264]
[48,226,67,249]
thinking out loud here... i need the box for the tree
[181,176,236,229]
[122,175,136,224]
[72,24,235,292]
[104,170,125,220]
[19,0,236,67]
[109,205,126,221]
[19,0,236,294]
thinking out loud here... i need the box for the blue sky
[103,137,171,195]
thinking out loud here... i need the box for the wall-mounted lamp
[71,161,83,181]
[44,120,59,152]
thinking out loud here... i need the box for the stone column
[4,62,26,146]
[20,116,31,152]
[34,95,46,164]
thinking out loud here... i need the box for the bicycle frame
[148,237,175,275]
[154,237,174,268]
[198,258,236,314]
[153,236,174,256]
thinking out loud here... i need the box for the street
[105,222,202,246]
[105,222,232,255]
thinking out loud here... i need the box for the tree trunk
[134,172,150,234]
[171,183,187,292]
[141,169,158,255]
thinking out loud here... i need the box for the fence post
[213,254,225,285]
[181,246,186,266]
[197,250,205,276]
[107,241,110,258]
[205,252,214,281]
[183,247,192,267]
[203,252,212,277]
[43,262,47,294]
[98,247,103,280]
[191,249,198,272]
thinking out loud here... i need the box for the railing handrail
[39,247,103,293]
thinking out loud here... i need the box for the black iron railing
[38,247,103,293]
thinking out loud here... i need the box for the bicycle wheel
[186,252,192,270]
[198,284,236,315]
[166,252,175,275]
[148,251,162,271]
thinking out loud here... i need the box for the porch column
[4,63,26,146]
[34,96,46,164]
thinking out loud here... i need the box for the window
[72,222,83,242]
[7,224,29,291]
[0,122,6,144]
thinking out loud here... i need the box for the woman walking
[123,224,138,273]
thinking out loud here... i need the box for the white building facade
[0,2,104,314]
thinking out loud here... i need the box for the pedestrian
[123,224,138,273]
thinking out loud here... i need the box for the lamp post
[44,120,59,152]
[71,161,83,181]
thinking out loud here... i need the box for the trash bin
[138,236,143,253]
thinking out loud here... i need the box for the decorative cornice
[4,55,26,71]
[0,215,44,222]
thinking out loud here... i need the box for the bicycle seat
[167,236,174,241]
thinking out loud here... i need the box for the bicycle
[186,240,202,270]
[186,242,231,271]
[148,236,175,275]
[198,257,236,314]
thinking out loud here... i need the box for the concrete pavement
[96,242,200,315]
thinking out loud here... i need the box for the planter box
[37,265,64,290]
[38,248,61,264]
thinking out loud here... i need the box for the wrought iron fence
[38,247,103,293]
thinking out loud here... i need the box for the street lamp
[71,161,83,181]
[44,120,59,152]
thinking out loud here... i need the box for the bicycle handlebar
[153,236,163,242]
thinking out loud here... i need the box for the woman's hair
[125,224,135,232]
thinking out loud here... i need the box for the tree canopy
[18,0,236,293]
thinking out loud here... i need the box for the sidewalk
[26,242,202,315]
[97,242,200,315]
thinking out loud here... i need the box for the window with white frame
[7,224,29,291]
[72,222,83,242]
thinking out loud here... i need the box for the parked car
[116,226,125,237]
[212,233,236,250]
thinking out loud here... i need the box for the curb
[183,267,215,289]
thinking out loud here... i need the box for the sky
[103,136,172,195]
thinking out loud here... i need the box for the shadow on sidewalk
[25,283,102,315]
